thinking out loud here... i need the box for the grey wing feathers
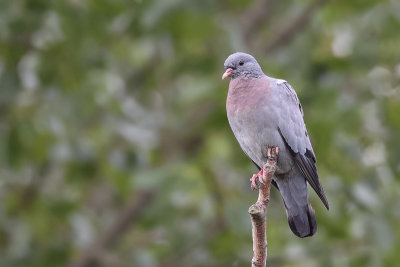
[277,81,309,154]
[276,81,329,210]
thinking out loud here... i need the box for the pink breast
[226,77,271,117]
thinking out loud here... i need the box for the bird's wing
[275,80,329,209]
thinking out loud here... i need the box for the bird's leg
[260,146,279,184]
[266,146,279,162]
[250,169,264,191]
[262,146,279,184]
[250,147,279,190]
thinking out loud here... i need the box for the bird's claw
[250,147,278,190]
[250,169,264,190]
[250,146,279,191]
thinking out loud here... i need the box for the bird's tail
[275,175,317,238]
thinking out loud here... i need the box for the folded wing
[276,81,329,210]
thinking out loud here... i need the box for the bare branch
[249,147,279,267]
[69,190,156,267]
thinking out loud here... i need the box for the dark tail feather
[275,175,317,238]
[287,202,317,238]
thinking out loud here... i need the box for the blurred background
[1,0,400,266]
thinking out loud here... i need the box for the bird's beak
[222,68,233,80]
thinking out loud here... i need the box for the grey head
[222,52,264,80]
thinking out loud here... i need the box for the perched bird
[222,52,329,238]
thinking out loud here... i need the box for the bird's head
[222,52,263,80]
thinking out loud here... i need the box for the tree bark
[249,147,278,267]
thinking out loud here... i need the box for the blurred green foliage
[0,0,400,266]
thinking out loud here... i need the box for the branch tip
[249,146,279,267]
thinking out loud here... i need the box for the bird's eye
[239,61,244,66]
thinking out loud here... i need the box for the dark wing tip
[294,153,329,210]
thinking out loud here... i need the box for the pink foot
[250,169,263,191]
[250,146,279,190]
